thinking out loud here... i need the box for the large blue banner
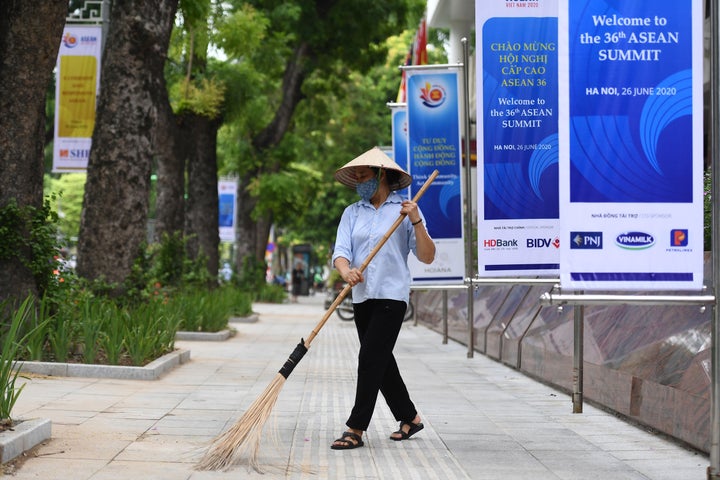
[559,0,704,290]
[406,69,465,283]
[476,0,560,277]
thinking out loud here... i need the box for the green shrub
[254,283,287,303]
[0,297,45,420]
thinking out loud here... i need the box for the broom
[196,169,439,471]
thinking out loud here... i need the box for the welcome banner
[53,26,103,172]
[558,0,704,290]
[406,68,465,283]
[475,0,560,277]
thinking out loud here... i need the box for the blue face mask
[356,177,379,202]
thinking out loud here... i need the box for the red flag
[396,47,413,103]
[412,17,427,66]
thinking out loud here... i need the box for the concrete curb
[229,313,259,323]
[175,329,234,341]
[16,349,191,381]
[0,418,51,464]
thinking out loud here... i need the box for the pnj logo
[62,32,78,48]
[570,232,602,249]
[419,83,446,108]
[615,232,655,250]
[671,229,688,247]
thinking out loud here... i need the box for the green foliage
[237,254,267,291]
[97,303,126,365]
[123,301,179,366]
[0,196,62,296]
[0,297,40,420]
[254,283,287,303]
[123,233,214,304]
[170,77,226,118]
[45,173,86,243]
[215,4,269,58]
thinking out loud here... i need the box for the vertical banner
[391,106,408,176]
[218,179,237,242]
[406,68,465,284]
[53,26,103,172]
[476,0,560,277]
[558,0,703,290]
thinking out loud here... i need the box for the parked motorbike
[324,287,414,322]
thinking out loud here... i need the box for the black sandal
[331,431,364,450]
[390,420,424,441]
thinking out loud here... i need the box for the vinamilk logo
[62,32,78,48]
[615,232,655,250]
[419,82,446,108]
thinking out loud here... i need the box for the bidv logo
[570,232,602,249]
[615,231,655,250]
[419,82,446,108]
[62,32,78,48]
[671,229,688,247]
[527,237,560,249]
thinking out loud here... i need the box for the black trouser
[346,299,417,432]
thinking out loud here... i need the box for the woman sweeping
[330,147,436,450]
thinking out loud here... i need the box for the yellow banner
[57,55,97,137]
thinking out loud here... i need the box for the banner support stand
[572,293,584,413]
[461,37,475,359]
[709,0,720,477]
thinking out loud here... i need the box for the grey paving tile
[2,296,710,479]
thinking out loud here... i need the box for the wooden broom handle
[305,169,440,346]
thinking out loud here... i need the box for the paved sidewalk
[5,295,709,479]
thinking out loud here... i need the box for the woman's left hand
[401,200,421,224]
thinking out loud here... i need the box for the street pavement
[4,294,709,479]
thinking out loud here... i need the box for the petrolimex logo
[671,229,688,247]
[570,232,602,249]
[615,231,655,250]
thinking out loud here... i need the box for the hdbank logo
[570,232,602,249]
[419,82,446,108]
[615,231,655,250]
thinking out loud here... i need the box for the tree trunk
[234,178,259,273]
[153,93,186,241]
[235,43,309,280]
[184,113,220,283]
[0,1,66,304]
[76,0,178,290]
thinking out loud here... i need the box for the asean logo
[63,32,78,48]
[419,82,446,108]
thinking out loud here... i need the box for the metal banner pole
[572,297,584,413]
[461,37,474,359]
[709,0,720,477]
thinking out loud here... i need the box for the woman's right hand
[342,268,364,287]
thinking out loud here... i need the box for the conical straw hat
[334,147,411,191]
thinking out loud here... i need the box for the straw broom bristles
[195,373,286,471]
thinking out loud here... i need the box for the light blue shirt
[332,192,423,305]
